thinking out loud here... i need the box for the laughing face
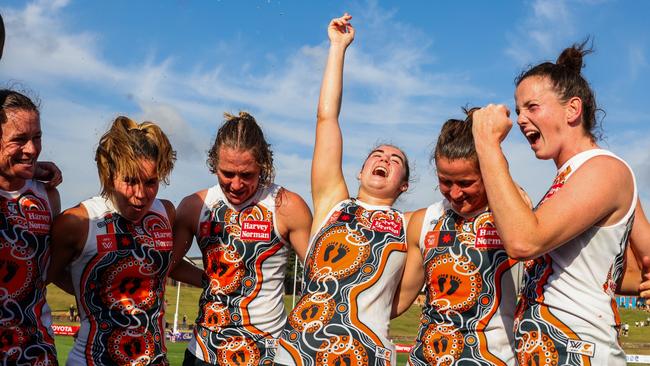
[436,157,487,216]
[515,76,572,163]
[111,159,160,222]
[358,145,408,200]
[0,109,42,190]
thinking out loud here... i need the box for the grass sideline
[48,285,650,365]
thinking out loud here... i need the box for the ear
[357,171,362,180]
[400,181,409,192]
[565,96,583,126]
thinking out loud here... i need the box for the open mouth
[524,130,541,145]
[372,166,388,177]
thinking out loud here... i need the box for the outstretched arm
[311,13,355,230]
[391,209,425,318]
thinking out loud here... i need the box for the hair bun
[556,39,592,74]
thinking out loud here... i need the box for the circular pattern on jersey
[288,293,336,332]
[108,327,155,366]
[308,226,369,281]
[426,253,480,312]
[315,336,369,366]
[0,243,35,302]
[516,331,559,366]
[0,326,26,359]
[205,245,244,295]
[421,324,464,365]
[201,301,230,330]
[100,257,157,312]
[216,337,261,366]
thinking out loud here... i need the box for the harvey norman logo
[240,220,272,241]
[566,339,595,357]
[474,227,503,249]
[370,219,402,236]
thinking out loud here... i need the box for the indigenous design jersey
[275,199,407,366]
[408,201,519,366]
[515,149,637,366]
[187,184,290,365]
[0,180,58,365]
[68,197,172,366]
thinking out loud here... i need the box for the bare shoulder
[159,199,176,223]
[46,186,61,215]
[275,187,311,216]
[177,190,208,215]
[53,204,89,241]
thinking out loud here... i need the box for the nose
[133,183,146,200]
[22,139,38,155]
[230,176,243,191]
[449,185,464,200]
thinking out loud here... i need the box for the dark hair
[0,89,39,125]
[515,39,601,141]
[363,143,412,189]
[95,116,176,199]
[432,106,479,166]
[207,111,275,188]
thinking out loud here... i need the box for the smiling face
[110,159,159,222]
[0,109,42,190]
[515,76,572,163]
[436,157,487,216]
[216,147,261,205]
[357,145,409,201]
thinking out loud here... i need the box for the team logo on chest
[240,220,272,241]
[424,230,456,249]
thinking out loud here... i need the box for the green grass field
[47,284,650,365]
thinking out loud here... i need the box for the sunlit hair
[95,116,176,199]
[432,107,479,167]
[0,89,39,126]
[515,39,601,141]
[207,111,275,188]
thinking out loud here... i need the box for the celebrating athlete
[274,14,422,366]
[0,90,61,364]
[472,41,649,365]
[49,116,176,365]
[170,111,312,365]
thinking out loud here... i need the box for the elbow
[504,241,540,261]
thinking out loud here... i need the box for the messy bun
[515,39,601,141]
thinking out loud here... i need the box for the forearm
[170,260,204,287]
[316,43,347,122]
[475,141,540,259]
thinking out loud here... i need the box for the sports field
[47,285,650,365]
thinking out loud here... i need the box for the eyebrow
[371,149,405,165]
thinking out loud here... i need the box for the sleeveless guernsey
[275,198,407,366]
[67,197,173,366]
[0,180,57,365]
[515,149,637,366]
[408,201,519,366]
[186,184,290,365]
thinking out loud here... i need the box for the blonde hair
[95,116,176,199]
[207,111,274,188]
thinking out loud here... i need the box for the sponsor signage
[370,219,402,236]
[240,220,271,241]
[51,324,80,336]
[424,230,456,249]
[474,227,503,249]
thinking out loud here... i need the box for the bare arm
[627,200,650,302]
[276,188,313,263]
[391,208,425,318]
[48,205,88,294]
[311,14,355,231]
[169,193,204,287]
[472,105,634,260]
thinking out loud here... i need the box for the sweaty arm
[311,14,355,230]
[391,208,425,318]
[48,205,88,295]
[276,188,313,263]
[624,200,650,301]
[169,193,205,287]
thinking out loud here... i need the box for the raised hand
[35,161,63,188]
[328,13,354,48]
[472,104,513,147]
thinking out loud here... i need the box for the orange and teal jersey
[275,199,407,366]
[408,201,519,366]
[186,184,290,365]
[514,149,636,366]
[0,180,58,365]
[67,197,172,366]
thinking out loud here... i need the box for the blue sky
[1,0,649,233]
